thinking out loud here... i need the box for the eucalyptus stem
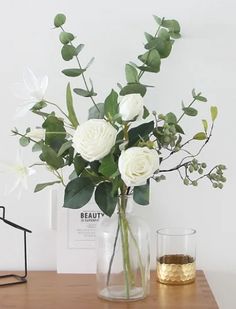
[60,26,100,113]
[106,223,120,286]
[177,97,197,123]
[44,100,71,122]
[138,18,164,81]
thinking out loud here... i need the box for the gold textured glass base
[157,254,196,285]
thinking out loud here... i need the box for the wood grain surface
[0,271,218,309]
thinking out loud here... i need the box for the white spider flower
[14,68,48,117]
[0,151,36,199]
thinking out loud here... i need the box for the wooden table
[0,271,218,309]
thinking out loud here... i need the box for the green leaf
[66,83,79,128]
[144,32,154,42]
[104,89,118,119]
[138,49,161,72]
[183,107,198,116]
[42,115,66,152]
[74,155,88,176]
[62,68,85,77]
[59,32,75,44]
[54,14,66,28]
[210,106,218,121]
[153,15,163,25]
[61,45,76,61]
[145,32,172,59]
[202,119,208,133]
[192,88,196,98]
[64,177,94,209]
[75,44,85,55]
[162,19,181,34]
[128,121,154,146]
[99,154,117,177]
[73,88,97,97]
[34,181,61,193]
[31,101,47,111]
[193,132,207,140]
[42,145,64,169]
[120,83,146,97]
[57,140,73,157]
[195,95,207,102]
[95,182,117,216]
[133,182,150,206]
[125,64,138,83]
[143,106,150,119]
[159,28,170,40]
[86,57,95,69]
[19,136,30,147]
[175,124,185,134]
[88,103,105,119]
[166,112,177,124]
[32,142,43,152]
[169,32,181,39]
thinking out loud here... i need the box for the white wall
[0,0,235,306]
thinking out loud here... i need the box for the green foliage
[42,145,64,169]
[42,115,66,152]
[202,119,208,133]
[120,83,146,97]
[75,44,85,55]
[183,107,198,116]
[19,136,30,147]
[125,64,139,83]
[54,14,66,28]
[64,177,94,209]
[61,45,76,61]
[128,121,154,146]
[59,32,75,44]
[99,153,117,177]
[88,103,105,119]
[193,132,207,140]
[34,181,61,193]
[73,88,97,97]
[104,90,119,120]
[211,106,218,121]
[62,68,85,77]
[138,49,161,73]
[66,83,79,128]
[74,155,88,176]
[133,182,150,205]
[57,140,73,157]
[95,182,118,216]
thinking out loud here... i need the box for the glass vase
[96,195,150,301]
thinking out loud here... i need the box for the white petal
[15,102,36,118]
[40,75,48,95]
[23,68,40,92]
[13,82,29,100]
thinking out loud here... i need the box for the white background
[0,0,235,308]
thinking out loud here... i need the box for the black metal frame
[0,206,32,286]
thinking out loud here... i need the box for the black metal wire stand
[0,206,32,286]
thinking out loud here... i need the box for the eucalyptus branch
[60,26,100,113]
[11,130,38,144]
[177,97,197,123]
[53,169,66,187]
[138,19,164,81]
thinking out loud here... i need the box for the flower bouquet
[12,13,226,301]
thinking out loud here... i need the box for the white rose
[26,128,45,141]
[119,94,144,121]
[118,147,159,187]
[72,119,117,162]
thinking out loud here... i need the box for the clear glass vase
[96,195,150,301]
